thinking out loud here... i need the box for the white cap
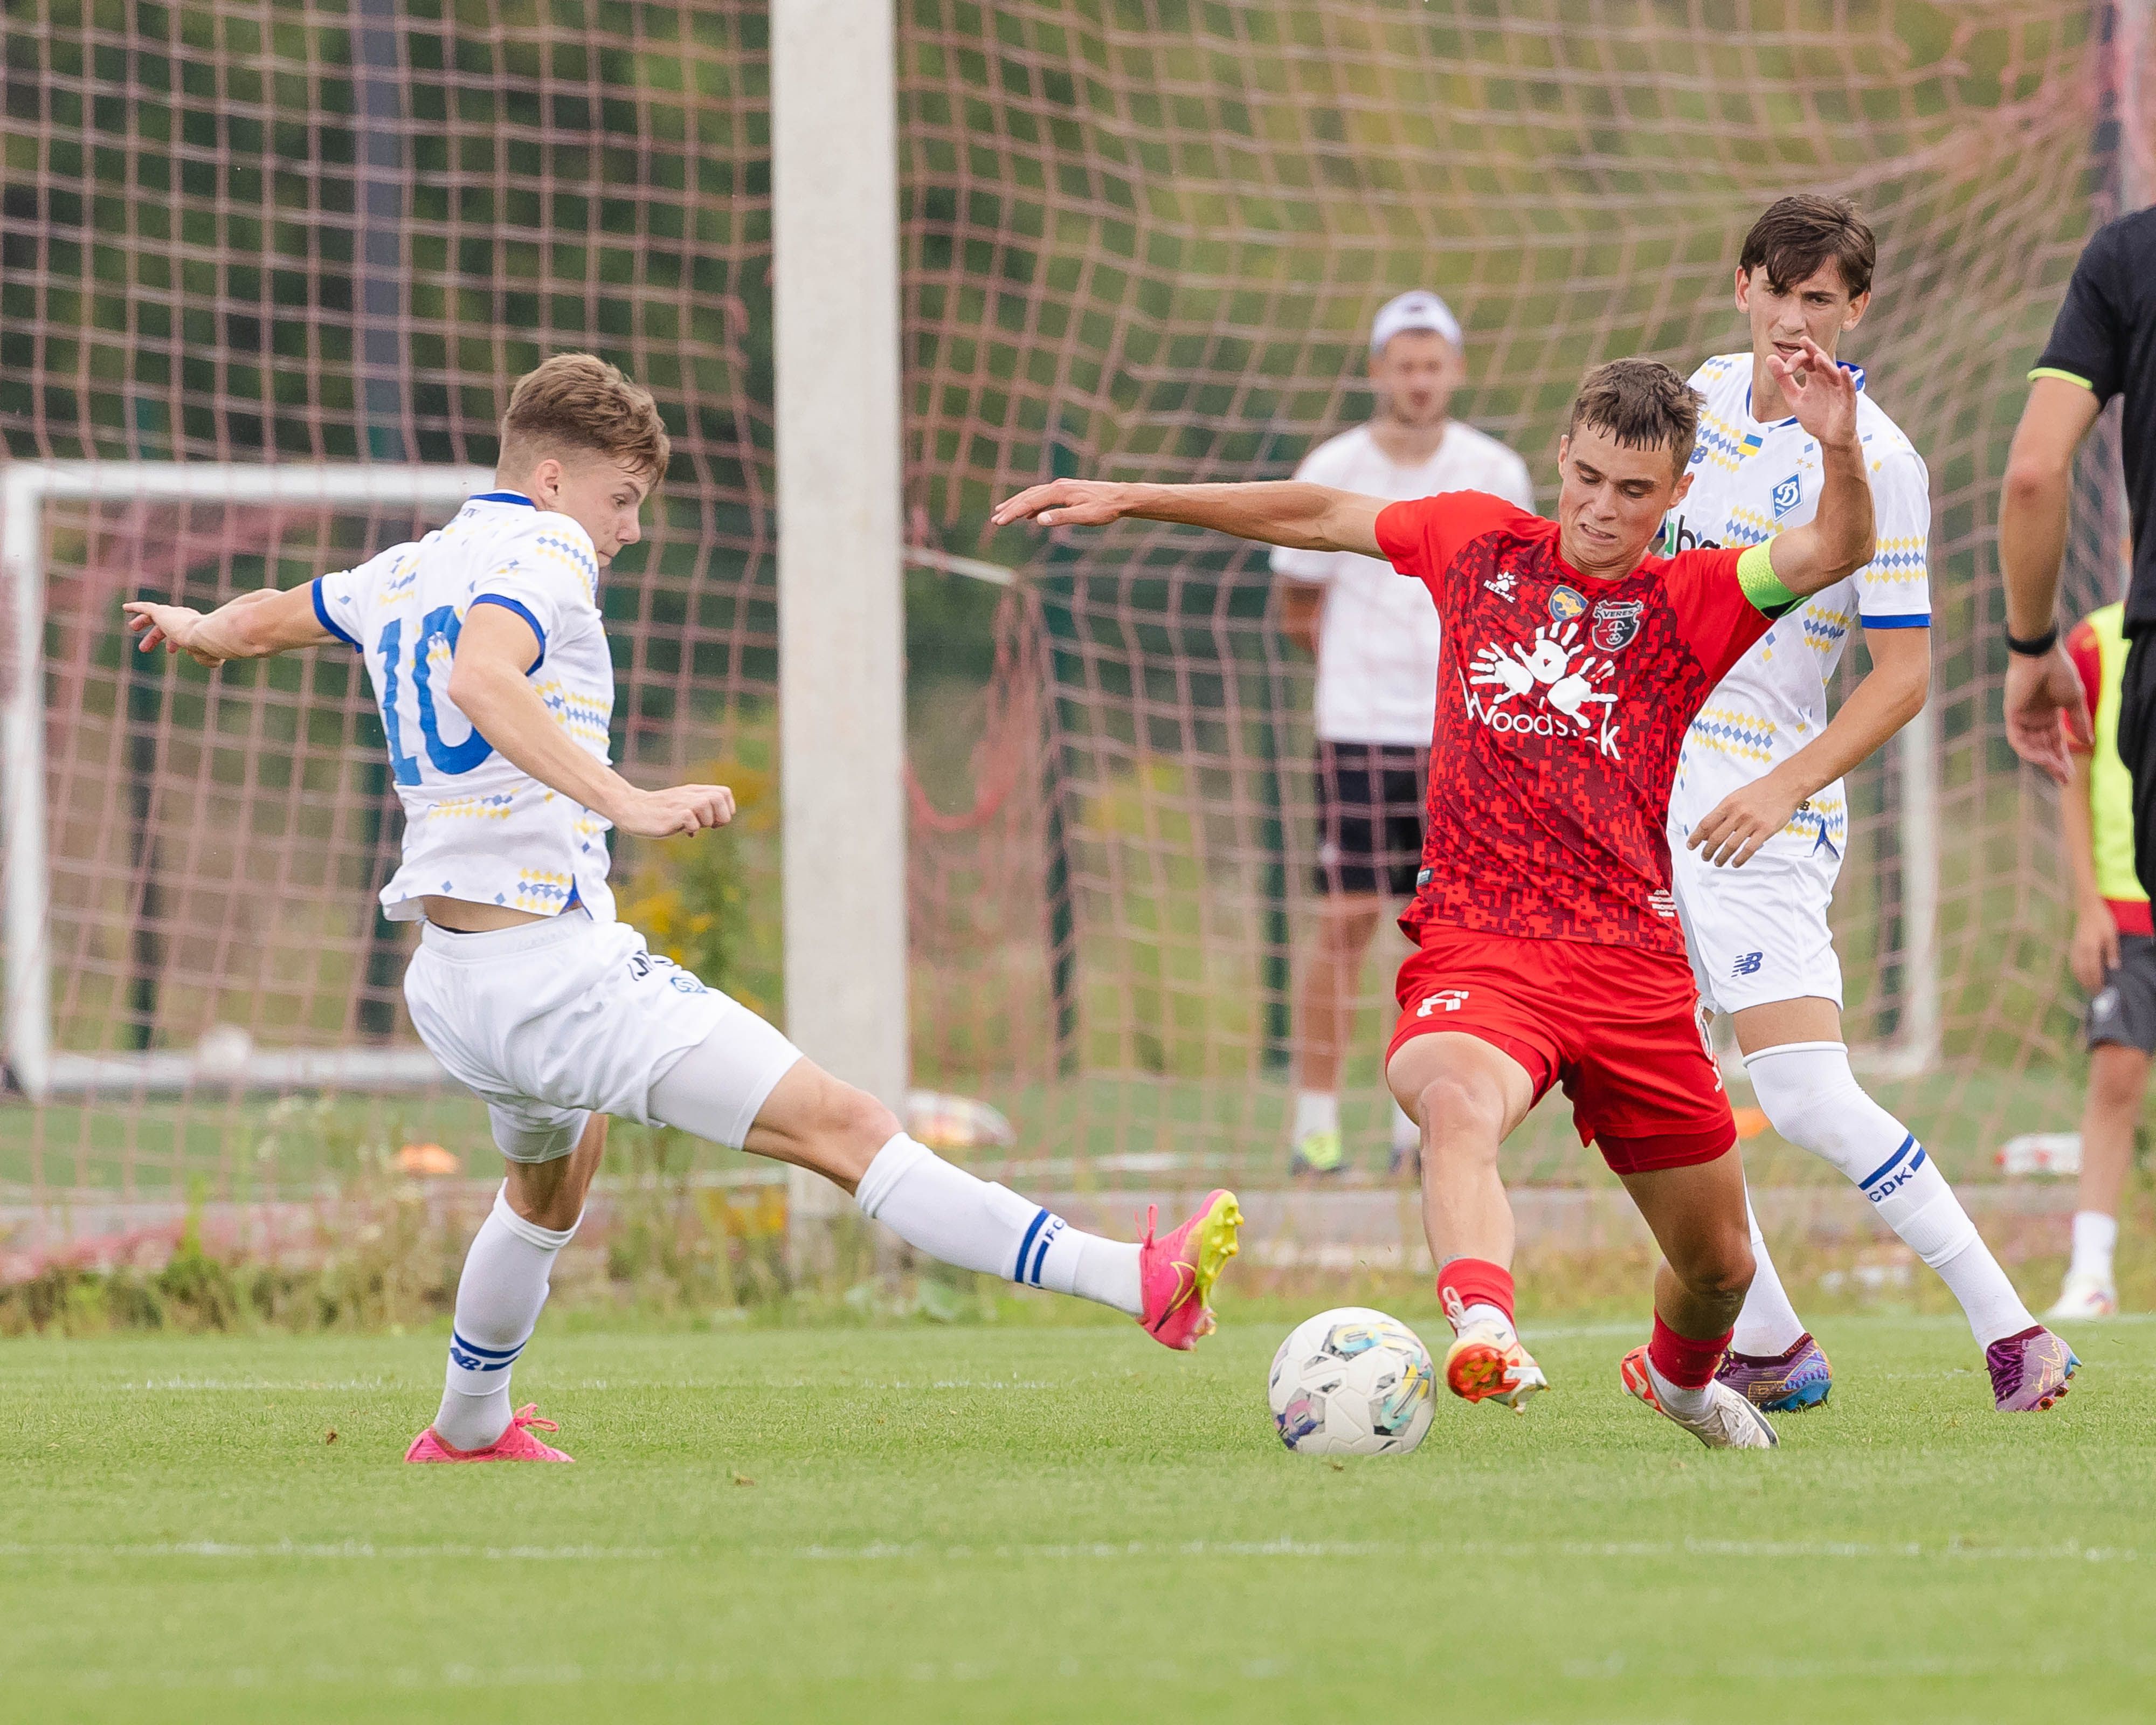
[1369,290,1462,355]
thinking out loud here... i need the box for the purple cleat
[1986,1326,2079,1412]
[1715,1332,1832,1412]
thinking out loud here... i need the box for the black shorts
[1311,740,1427,898]
[2087,933,2156,1055]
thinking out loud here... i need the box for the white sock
[854,1134,1142,1315]
[1730,1195,1807,1357]
[1646,1357,1713,1419]
[1747,1042,2035,1347]
[2070,1211,2119,1284]
[1454,1300,1514,1342]
[1293,1091,1339,1141]
[1390,1099,1420,1154]
[434,1185,577,1452]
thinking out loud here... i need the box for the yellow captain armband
[2027,367,2094,390]
[1735,541,1801,618]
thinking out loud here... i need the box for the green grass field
[3,1307,2151,1723]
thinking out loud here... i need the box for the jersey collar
[1745,360,1865,430]
[469,489,537,507]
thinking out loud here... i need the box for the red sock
[1649,1313,1732,1390]
[1437,1258,1515,1327]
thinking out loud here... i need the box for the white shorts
[404,908,801,1162]
[1668,833,1844,1018]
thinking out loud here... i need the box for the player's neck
[1748,351,1796,424]
[1367,413,1449,466]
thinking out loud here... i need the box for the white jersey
[1662,353,1931,857]
[313,490,618,923]
[1271,420,1535,745]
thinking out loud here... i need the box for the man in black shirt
[2002,208,2156,834]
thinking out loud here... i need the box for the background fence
[1,1,2148,1222]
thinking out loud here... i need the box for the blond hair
[499,353,670,484]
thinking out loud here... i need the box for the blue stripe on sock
[1906,1147,1926,1176]
[1859,1133,1917,1192]
[450,1332,523,1360]
[1013,1208,1049,1283]
[1027,1218,1062,1287]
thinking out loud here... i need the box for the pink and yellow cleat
[1138,1189,1242,1350]
[404,1404,574,1464]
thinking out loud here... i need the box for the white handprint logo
[1462,620,1621,753]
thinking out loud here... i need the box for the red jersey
[1375,492,1787,957]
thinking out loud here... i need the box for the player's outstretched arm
[1756,335,1876,601]
[446,605,734,840]
[990,478,1386,557]
[123,585,333,667]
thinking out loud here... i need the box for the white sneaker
[1621,1347,1778,1449]
[2044,1271,2118,1321]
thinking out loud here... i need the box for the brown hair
[1739,194,1876,298]
[499,353,671,484]
[1566,358,1702,475]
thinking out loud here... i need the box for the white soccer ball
[1267,1306,1436,1457]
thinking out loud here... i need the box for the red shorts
[1387,926,1736,1175]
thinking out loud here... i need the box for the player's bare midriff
[421,895,551,933]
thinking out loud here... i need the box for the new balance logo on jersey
[1416,989,1469,1017]
[1462,620,1623,760]
[1732,950,1764,977]
[1662,515,1721,554]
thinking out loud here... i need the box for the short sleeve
[2034,228,2123,404]
[2065,617,2104,755]
[310,543,411,653]
[1854,446,1931,629]
[1270,438,1351,583]
[1373,491,1533,602]
[1660,545,1783,686]
[468,515,602,671]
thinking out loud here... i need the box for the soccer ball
[1267,1307,1436,1457]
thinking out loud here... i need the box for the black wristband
[2005,623,2060,658]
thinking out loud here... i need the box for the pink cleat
[404,1404,574,1464]
[1138,1189,1242,1350]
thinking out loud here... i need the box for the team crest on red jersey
[1549,585,1587,623]
[1590,598,1642,653]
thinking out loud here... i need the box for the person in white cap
[1273,291,1536,1177]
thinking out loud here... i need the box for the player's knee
[814,1080,901,1164]
[2086,1045,2148,1111]
[1414,1076,1504,1160]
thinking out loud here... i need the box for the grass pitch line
[0,1541,667,1562]
[776,1535,2143,1565]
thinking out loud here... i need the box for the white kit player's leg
[1730,1193,1807,1359]
[1745,1040,2034,1347]
[647,1035,1145,1313]
[432,1185,581,1452]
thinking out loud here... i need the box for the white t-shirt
[313,491,619,922]
[1662,353,1932,857]
[1270,421,1536,745]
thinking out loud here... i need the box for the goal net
[1,0,2145,1239]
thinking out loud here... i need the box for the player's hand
[1687,771,1807,868]
[990,479,1137,529]
[614,783,736,838]
[2070,901,2120,995]
[1770,334,1860,450]
[123,601,225,667]
[2002,643,2090,785]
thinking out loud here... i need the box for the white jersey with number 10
[1661,352,1931,858]
[311,490,618,923]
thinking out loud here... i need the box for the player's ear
[1843,289,1870,332]
[1670,470,1693,507]
[1732,265,1750,312]
[528,456,564,502]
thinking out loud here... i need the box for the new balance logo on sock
[449,1331,526,1373]
[1860,1134,1926,1203]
